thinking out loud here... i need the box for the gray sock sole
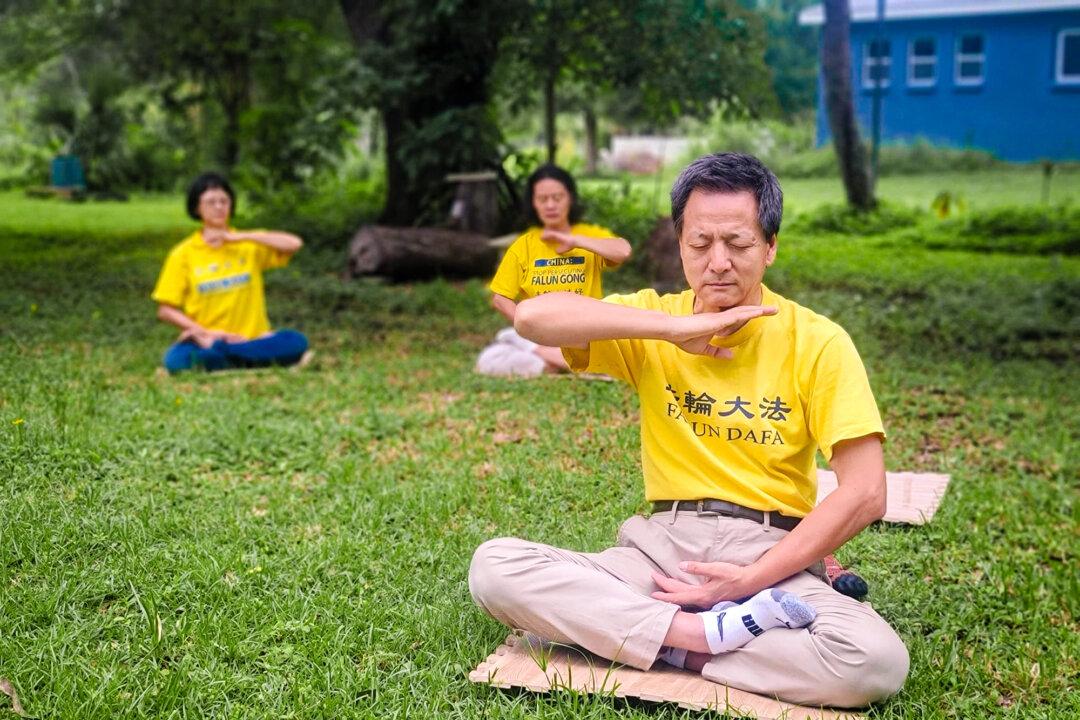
[770,589,818,627]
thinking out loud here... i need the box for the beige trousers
[469,508,909,708]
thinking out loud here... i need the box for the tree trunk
[643,216,686,293]
[544,69,557,164]
[583,106,598,174]
[822,0,875,210]
[346,225,500,281]
[340,0,508,227]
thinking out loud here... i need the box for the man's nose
[707,244,733,273]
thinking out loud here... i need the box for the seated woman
[477,164,631,377]
[152,172,309,374]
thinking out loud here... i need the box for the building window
[955,34,985,86]
[908,37,937,87]
[862,38,891,88]
[1057,28,1080,84]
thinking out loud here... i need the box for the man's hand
[651,561,754,609]
[666,305,778,358]
[540,229,576,254]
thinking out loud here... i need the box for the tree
[500,0,777,164]
[821,0,874,209]
[748,0,819,118]
[340,0,521,226]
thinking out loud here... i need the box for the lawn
[1,175,1077,720]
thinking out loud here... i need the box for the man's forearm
[742,435,886,594]
[515,292,673,348]
[742,485,884,593]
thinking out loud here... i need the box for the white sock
[658,646,688,669]
[699,589,817,655]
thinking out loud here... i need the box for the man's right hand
[666,305,778,358]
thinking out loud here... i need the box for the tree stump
[644,216,686,293]
[346,225,499,281]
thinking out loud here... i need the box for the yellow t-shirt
[564,285,885,517]
[489,223,619,301]
[151,230,290,339]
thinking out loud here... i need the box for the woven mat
[816,469,950,524]
[470,634,863,719]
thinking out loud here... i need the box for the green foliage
[247,175,386,252]
[933,204,1080,255]
[789,201,926,235]
[578,181,661,258]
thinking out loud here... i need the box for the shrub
[929,205,1080,255]
[789,201,926,236]
[578,181,661,255]
[247,175,385,252]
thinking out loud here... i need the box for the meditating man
[469,153,909,708]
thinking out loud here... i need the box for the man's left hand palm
[651,561,749,609]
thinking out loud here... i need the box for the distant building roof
[799,0,1080,26]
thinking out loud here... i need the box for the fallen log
[346,225,500,281]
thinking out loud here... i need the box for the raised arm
[515,292,777,355]
[541,229,632,266]
[203,228,303,254]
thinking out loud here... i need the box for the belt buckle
[695,500,721,516]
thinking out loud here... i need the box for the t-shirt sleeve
[561,291,651,387]
[151,246,189,307]
[807,331,886,461]
[489,239,526,300]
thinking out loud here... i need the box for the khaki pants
[469,509,909,708]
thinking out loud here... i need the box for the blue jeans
[162,329,309,374]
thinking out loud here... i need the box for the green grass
[1,179,1078,719]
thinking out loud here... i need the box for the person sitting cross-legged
[468,153,909,709]
[476,164,631,378]
[152,172,309,374]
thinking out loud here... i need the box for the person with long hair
[477,164,631,377]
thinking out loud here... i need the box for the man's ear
[765,235,779,266]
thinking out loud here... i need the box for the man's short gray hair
[670,152,783,241]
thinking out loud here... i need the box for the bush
[926,205,1080,255]
[578,181,661,253]
[789,201,926,236]
[247,175,385,252]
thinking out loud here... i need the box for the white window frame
[954,34,985,86]
[862,38,892,89]
[907,37,937,87]
[1056,28,1080,85]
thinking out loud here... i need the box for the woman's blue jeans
[162,329,308,374]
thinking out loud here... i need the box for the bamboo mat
[470,633,864,719]
[815,469,951,524]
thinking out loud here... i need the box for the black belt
[651,500,802,532]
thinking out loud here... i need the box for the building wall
[815,10,1080,160]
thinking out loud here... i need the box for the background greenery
[2,172,1077,718]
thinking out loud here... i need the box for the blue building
[799,0,1080,161]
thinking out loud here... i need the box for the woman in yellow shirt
[152,172,309,373]
[477,164,632,377]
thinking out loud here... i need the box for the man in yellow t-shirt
[477,164,631,377]
[469,154,909,708]
[152,172,309,373]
